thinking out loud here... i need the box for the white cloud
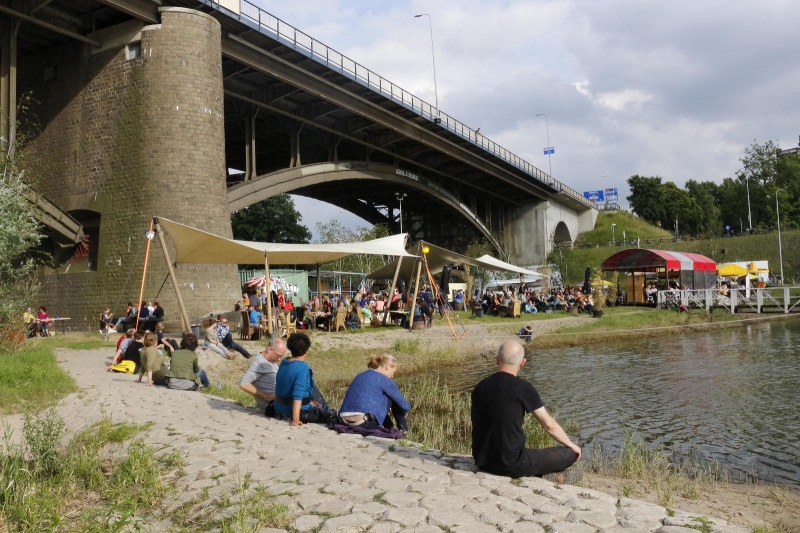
[253,0,800,220]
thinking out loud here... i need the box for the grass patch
[585,432,732,506]
[0,344,78,415]
[200,381,257,408]
[530,306,744,349]
[0,410,171,532]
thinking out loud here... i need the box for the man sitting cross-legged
[239,338,287,416]
[471,339,581,478]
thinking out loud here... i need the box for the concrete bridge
[2,0,597,327]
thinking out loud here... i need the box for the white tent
[150,217,415,333]
[157,217,415,265]
[367,241,542,280]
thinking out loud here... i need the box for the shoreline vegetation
[3,309,799,531]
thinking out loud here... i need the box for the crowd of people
[104,321,580,480]
[472,286,596,315]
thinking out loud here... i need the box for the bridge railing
[214,0,596,210]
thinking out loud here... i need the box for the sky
[257,0,800,239]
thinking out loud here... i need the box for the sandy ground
[2,316,798,531]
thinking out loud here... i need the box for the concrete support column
[0,18,17,156]
[289,123,302,167]
[244,107,257,180]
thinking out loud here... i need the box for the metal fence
[204,0,596,210]
[657,287,800,314]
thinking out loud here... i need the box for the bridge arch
[553,221,572,245]
[227,161,502,250]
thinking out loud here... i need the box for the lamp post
[414,14,439,122]
[395,192,407,233]
[611,223,616,246]
[745,176,752,232]
[535,113,552,178]
[776,188,784,284]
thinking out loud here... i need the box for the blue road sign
[604,187,619,201]
[583,190,604,202]
[543,147,555,155]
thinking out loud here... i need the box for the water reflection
[433,319,800,486]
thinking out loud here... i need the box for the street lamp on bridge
[395,192,407,234]
[414,13,440,123]
[536,113,553,179]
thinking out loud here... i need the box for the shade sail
[602,249,716,272]
[474,255,543,277]
[156,217,415,265]
[368,242,542,280]
[717,264,748,277]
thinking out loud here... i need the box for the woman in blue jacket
[339,354,411,431]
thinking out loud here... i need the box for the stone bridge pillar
[20,8,240,330]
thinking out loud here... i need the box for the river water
[432,319,800,486]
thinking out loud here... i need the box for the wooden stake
[382,256,403,325]
[135,218,154,332]
[265,252,273,336]
[154,218,191,333]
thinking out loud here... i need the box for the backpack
[109,360,136,374]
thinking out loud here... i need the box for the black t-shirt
[123,340,144,372]
[471,371,543,473]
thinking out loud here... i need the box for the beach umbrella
[748,261,759,274]
[717,264,747,277]
[245,276,278,288]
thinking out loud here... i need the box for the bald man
[471,340,581,478]
[240,338,287,415]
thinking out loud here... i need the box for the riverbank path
[3,348,753,533]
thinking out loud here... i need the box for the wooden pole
[135,218,155,332]
[316,263,321,307]
[265,252,273,336]
[153,218,192,333]
[407,246,424,330]
[382,256,404,325]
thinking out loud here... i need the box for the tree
[231,195,311,243]
[684,180,722,236]
[0,155,43,351]
[626,175,665,225]
[314,220,391,274]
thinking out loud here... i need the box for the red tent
[602,249,717,303]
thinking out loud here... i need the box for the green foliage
[1,413,169,532]
[231,194,312,244]
[314,219,391,273]
[626,140,800,237]
[0,344,78,415]
[0,155,43,351]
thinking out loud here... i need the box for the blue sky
[258,1,800,238]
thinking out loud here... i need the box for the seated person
[117,302,137,331]
[154,322,178,356]
[23,307,37,338]
[345,302,361,329]
[166,334,210,390]
[248,305,262,330]
[204,319,232,359]
[137,332,167,386]
[137,302,150,326]
[274,333,334,425]
[141,301,164,331]
[216,316,251,358]
[471,340,581,478]
[360,304,373,322]
[108,328,136,369]
[518,325,534,343]
[419,299,434,327]
[239,339,287,415]
[339,354,411,431]
[120,330,145,373]
[100,308,117,331]
[37,306,51,336]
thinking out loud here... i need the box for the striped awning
[602,249,716,272]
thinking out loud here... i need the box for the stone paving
[5,348,753,532]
